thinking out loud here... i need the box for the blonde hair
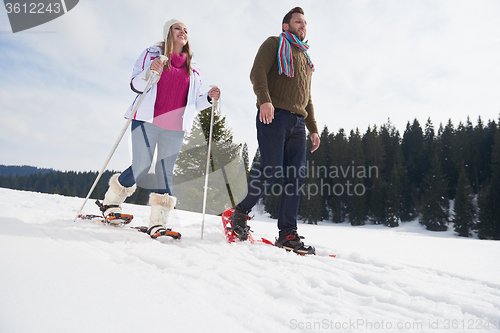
[158,26,192,75]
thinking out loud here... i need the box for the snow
[0,187,499,333]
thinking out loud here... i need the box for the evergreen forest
[258,116,500,239]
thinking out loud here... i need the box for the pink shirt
[153,53,190,131]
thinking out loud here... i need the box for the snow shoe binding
[222,208,254,243]
[275,230,316,255]
[95,200,133,226]
[146,225,181,240]
[229,208,252,241]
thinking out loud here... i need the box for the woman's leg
[154,130,185,195]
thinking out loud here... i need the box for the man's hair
[282,7,305,28]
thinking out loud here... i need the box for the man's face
[283,12,307,41]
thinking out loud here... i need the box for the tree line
[257,116,500,240]
[2,113,499,240]
[0,169,151,206]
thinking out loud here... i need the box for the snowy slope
[0,188,499,333]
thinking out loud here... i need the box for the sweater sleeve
[250,37,279,107]
[304,93,318,134]
[130,48,156,93]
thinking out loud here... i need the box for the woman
[100,19,220,238]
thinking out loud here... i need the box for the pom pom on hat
[163,19,186,41]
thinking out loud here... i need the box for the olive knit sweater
[250,36,318,134]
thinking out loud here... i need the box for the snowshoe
[104,212,133,225]
[275,231,316,255]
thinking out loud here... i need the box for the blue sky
[1,0,500,172]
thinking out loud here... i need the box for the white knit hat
[163,19,186,41]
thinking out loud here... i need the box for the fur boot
[102,174,136,223]
[148,193,177,237]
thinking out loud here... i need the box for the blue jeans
[119,120,184,195]
[237,108,307,235]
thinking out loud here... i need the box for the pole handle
[209,85,219,108]
[151,55,168,76]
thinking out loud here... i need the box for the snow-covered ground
[0,187,499,333]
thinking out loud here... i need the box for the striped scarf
[277,32,315,77]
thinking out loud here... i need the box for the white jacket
[124,45,211,134]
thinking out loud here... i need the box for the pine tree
[466,116,480,192]
[380,120,412,223]
[477,124,500,239]
[420,153,449,231]
[402,119,424,216]
[328,129,349,223]
[402,119,424,188]
[363,125,387,224]
[438,119,458,198]
[363,125,386,186]
[455,121,472,189]
[422,118,436,179]
[347,129,367,226]
[379,119,400,182]
[174,107,246,213]
[453,167,475,237]
[386,161,404,227]
[470,117,488,191]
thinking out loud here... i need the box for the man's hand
[259,102,275,124]
[311,132,320,153]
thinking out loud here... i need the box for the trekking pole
[201,85,218,239]
[73,56,167,222]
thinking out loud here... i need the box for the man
[230,7,320,254]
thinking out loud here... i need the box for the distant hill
[0,165,55,177]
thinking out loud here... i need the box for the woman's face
[171,23,188,48]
